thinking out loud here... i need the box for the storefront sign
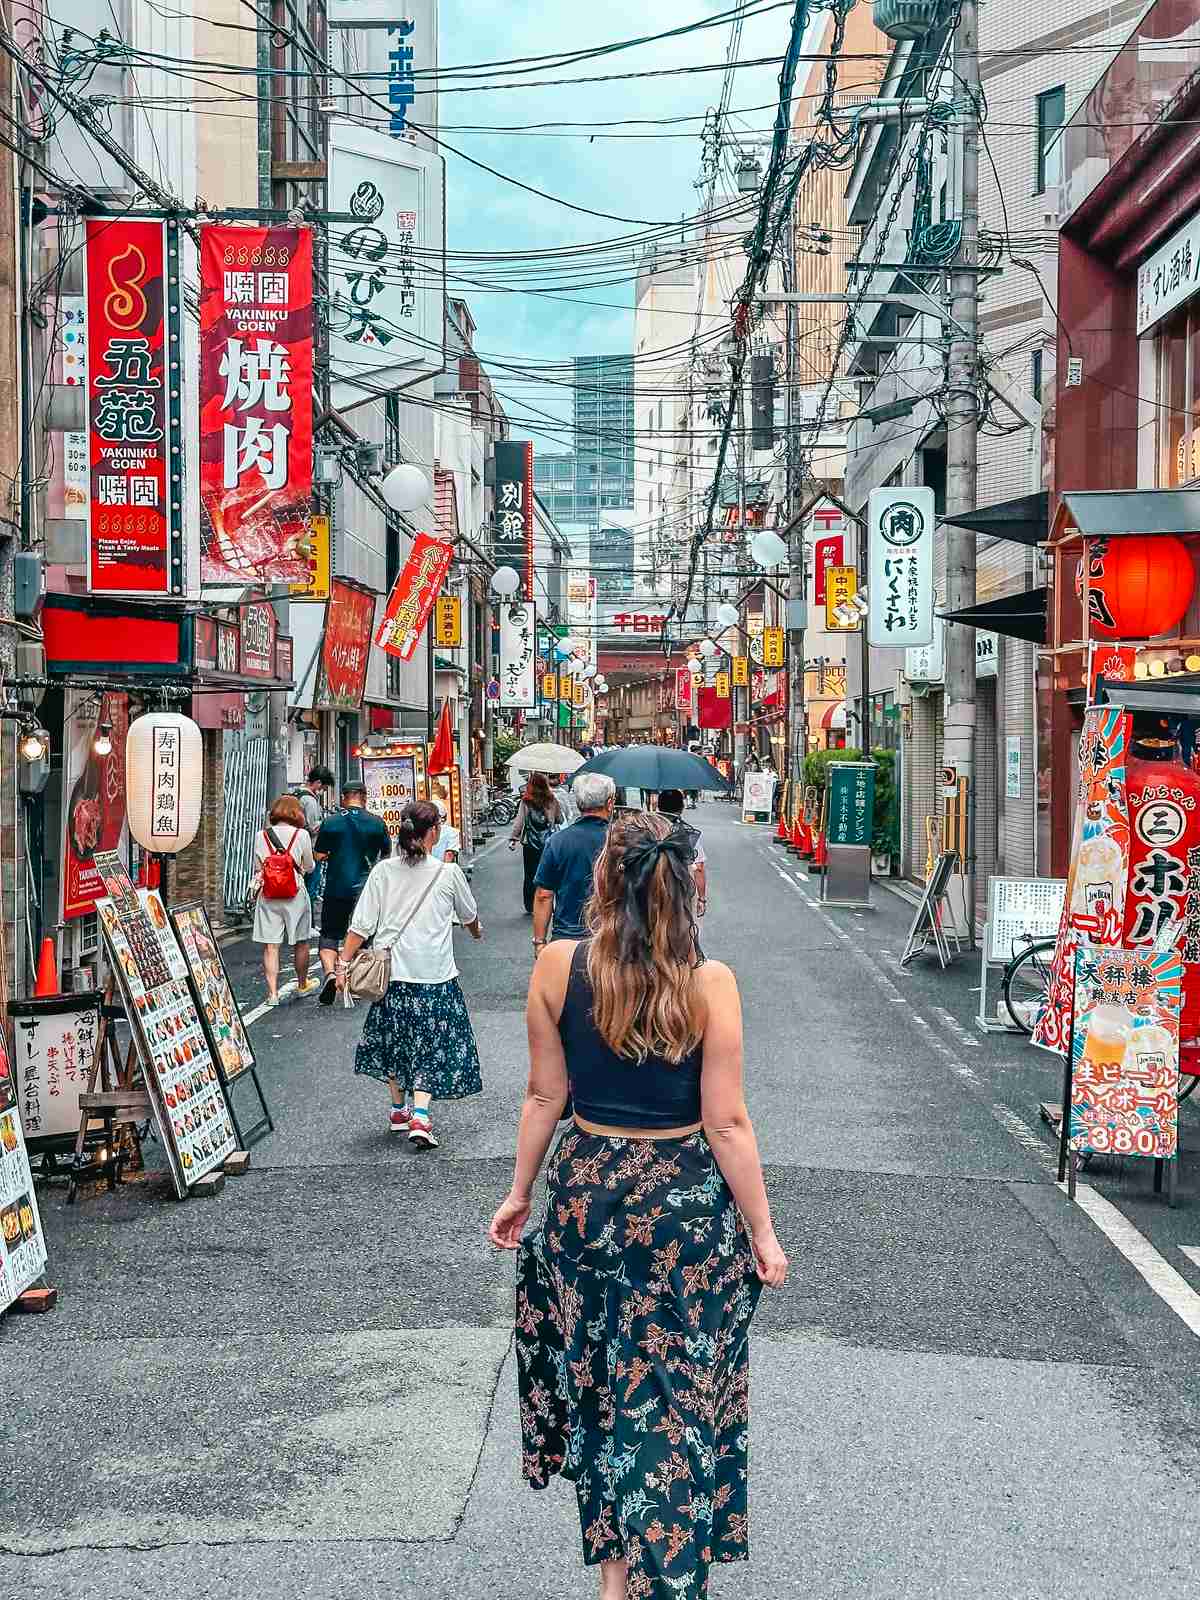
[542,672,558,702]
[827,762,875,848]
[1087,643,1137,701]
[84,217,184,595]
[0,1026,48,1314]
[55,295,88,521]
[976,630,998,678]
[867,486,933,647]
[906,613,945,683]
[715,672,730,699]
[1136,210,1200,335]
[1069,947,1181,1158]
[170,903,256,1085]
[94,859,236,1196]
[328,124,440,388]
[376,533,454,660]
[1005,735,1022,800]
[289,513,330,600]
[62,689,130,921]
[316,578,376,708]
[361,745,429,846]
[239,599,278,677]
[9,994,101,1144]
[812,527,845,607]
[825,565,859,632]
[762,628,785,669]
[494,440,534,598]
[499,602,536,708]
[198,224,313,586]
[434,595,461,648]
[743,770,777,822]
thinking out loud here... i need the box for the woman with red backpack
[252,794,319,1006]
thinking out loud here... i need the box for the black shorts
[318,894,357,950]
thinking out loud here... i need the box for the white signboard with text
[1137,210,1200,335]
[499,602,536,709]
[867,487,933,648]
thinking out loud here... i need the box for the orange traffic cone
[811,830,828,874]
[775,814,788,843]
[34,937,59,997]
[788,817,802,854]
[798,820,813,857]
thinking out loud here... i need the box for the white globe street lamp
[687,657,704,676]
[380,463,430,513]
[490,565,521,596]
[750,530,788,567]
[716,603,740,628]
[699,638,718,657]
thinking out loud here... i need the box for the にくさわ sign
[867,486,933,647]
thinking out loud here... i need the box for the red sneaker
[389,1106,411,1134]
[408,1114,439,1150]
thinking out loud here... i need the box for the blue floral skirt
[516,1128,761,1599]
[353,978,483,1100]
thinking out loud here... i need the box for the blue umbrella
[574,746,730,792]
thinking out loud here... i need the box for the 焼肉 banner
[198,224,314,586]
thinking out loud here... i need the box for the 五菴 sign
[867,487,933,648]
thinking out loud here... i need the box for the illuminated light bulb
[1149,659,1167,678]
[1134,661,1149,680]
[1187,655,1200,673]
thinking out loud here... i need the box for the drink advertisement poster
[315,578,376,709]
[198,224,314,586]
[8,994,102,1144]
[1033,707,1131,1055]
[62,689,130,921]
[1069,947,1181,1159]
[0,1021,48,1315]
[363,746,429,846]
[84,216,185,595]
[375,533,454,661]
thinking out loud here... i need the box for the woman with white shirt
[252,794,319,1006]
[338,798,483,1149]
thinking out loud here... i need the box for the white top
[554,784,577,824]
[350,855,478,984]
[252,822,315,879]
[691,829,706,866]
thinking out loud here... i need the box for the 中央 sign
[867,486,934,648]
[825,565,859,632]
[434,595,461,648]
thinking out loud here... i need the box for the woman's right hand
[508,839,517,851]
[751,1225,788,1287]
[489,1191,531,1250]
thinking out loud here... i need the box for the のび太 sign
[867,487,933,648]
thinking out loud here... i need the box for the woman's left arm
[489,943,572,1249]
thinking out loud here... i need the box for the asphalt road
[4,802,1200,1598]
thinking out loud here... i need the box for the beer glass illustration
[1081,1004,1133,1080]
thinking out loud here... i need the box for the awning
[819,701,847,730]
[938,585,1048,644]
[941,490,1048,546]
[1096,677,1200,714]
[1054,489,1200,539]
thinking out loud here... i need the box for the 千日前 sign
[867,486,934,648]
[84,217,185,595]
[198,224,314,587]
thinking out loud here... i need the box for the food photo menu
[0,1028,48,1312]
[93,852,236,1195]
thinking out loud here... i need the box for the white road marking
[1067,1184,1200,1340]
[934,1005,982,1050]
[1180,1246,1200,1271]
[244,979,299,1027]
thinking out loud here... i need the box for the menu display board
[0,1028,48,1312]
[171,904,255,1084]
[94,850,235,1195]
[362,745,429,848]
[9,994,103,1143]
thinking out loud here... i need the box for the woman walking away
[252,795,318,1006]
[508,771,563,914]
[489,812,787,1600]
[339,798,484,1149]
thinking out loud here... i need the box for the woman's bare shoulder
[698,957,737,990]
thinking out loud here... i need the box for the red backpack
[260,827,300,899]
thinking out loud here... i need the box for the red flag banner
[198,224,313,586]
[813,533,845,605]
[428,698,454,773]
[315,579,375,709]
[376,534,454,660]
[85,218,184,594]
[675,668,693,711]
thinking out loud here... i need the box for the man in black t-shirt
[313,781,391,1004]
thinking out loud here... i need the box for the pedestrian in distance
[251,795,318,1007]
[656,788,707,915]
[298,765,334,905]
[508,771,564,915]
[313,780,391,1006]
[429,795,462,863]
[338,798,483,1149]
[530,771,615,956]
[489,810,787,1600]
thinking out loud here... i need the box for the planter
[871,852,893,877]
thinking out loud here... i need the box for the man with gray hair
[531,771,615,955]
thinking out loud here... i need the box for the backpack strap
[264,826,298,859]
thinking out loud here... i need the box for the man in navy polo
[530,772,615,955]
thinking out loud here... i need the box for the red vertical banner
[62,690,130,920]
[813,533,844,605]
[676,668,693,711]
[315,579,376,709]
[198,224,313,586]
[375,533,454,660]
[85,218,182,594]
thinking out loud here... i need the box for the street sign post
[821,761,875,908]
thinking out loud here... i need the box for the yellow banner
[715,672,730,699]
[574,682,586,707]
[825,565,860,631]
[542,673,558,700]
[732,655,749,687]
[433,595,461,648]
[289,514,330,600]
[762,627,785,669]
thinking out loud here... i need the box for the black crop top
[557,941,703,1129]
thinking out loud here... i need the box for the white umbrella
[505,742,586,774]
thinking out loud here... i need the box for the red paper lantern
[1076,535,1195,639]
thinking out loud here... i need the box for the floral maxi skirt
[515,1129,761,1599]
[354,977,483,1101]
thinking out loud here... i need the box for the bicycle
[1001,934,1057,1035]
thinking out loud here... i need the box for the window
[1031,348,1043,402]
[1036,86,1065,194]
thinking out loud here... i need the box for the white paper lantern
[381,463,430,513]
[490,565,521,596]
[751,530,788,567]
[687,657,704,675]
[699,638,718,657]
[716,603,740,628]
[582,662,597,679]
[126,712,203,854]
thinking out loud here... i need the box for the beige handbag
[344,864,443,1004]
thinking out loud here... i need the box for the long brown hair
[523,772,554,810]
[585,812,704,1063]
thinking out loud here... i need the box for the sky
[433,0,791,445]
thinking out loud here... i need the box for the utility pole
[734,377,747,774]
[942,0,981,943]
[782,251,806,794]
